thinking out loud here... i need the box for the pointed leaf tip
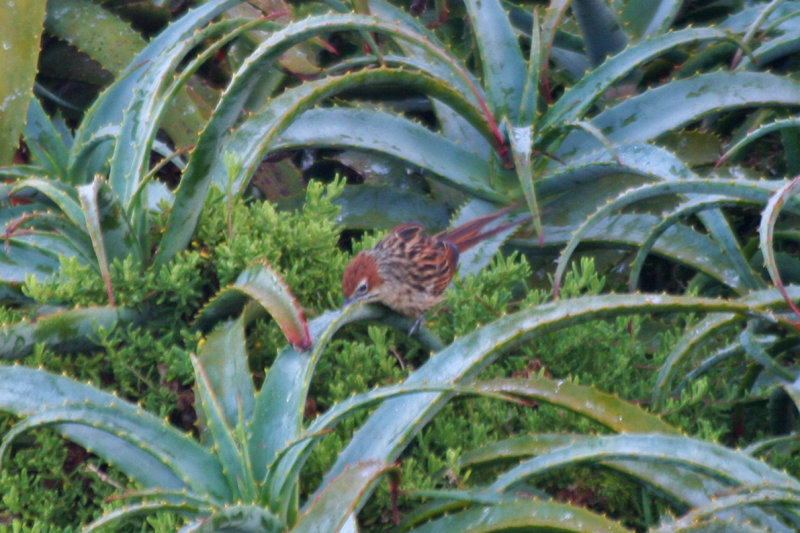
[241,260,311,352]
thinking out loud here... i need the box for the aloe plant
[2,0,800,529]
[3,259,800,530]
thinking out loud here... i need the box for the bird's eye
[355,280,369,296]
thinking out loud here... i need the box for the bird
[341,204,527,334]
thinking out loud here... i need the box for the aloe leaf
[69,0,244,182]
[463,0,526,122]
[653,287,800,409]
[196,260,310,351]
[325,54,477,108]
[738,30,800,72]
[572,0,627,66]
[271,108,500,201]
[0,0,47,165]
[196,316,256,429]
[332,185,450,231]
[457,433,781,520]
[214,68,495,198]
[269,381,519,506]
[398,489,526,529]
[739,326,797,383]
[408,500,629,532]
[654,310,739,410]
[565,120,625,164]
[6,213,95,267]
[621,0,683,39]
[541,29,753,132]
[718,117,800,166]
[251,306,385,505]
[759,176,800,326]
[676,336,778,395]
[320,292,781,503]
[0,366,228,497]
[0,401,232,500]
[479,377,677,433]
[191,353,254,502]
[745,433,800,458]
[249,302,443,505]
[10,177,84,228]
[490,433,800,490]
[509,125,543,245]
[730,0,784,68]
[0,239,62,283]
[538,213,746,293]
[553,178,794,297]
[184,505,284,533]
[0,165,51,181]
[44,0,212,149]
[560,72,800,156]
[108,17,256,208]
[482,435,800,530]
[77,179,115,304]
[459,427,736,510]
[628,197,744,292]
[541,142,698,195]
[0,305,140,359]
[652,486,800,533]
[293,461,389,533]
[84,500,212,533]
[518,8,541,126]
[23,99,70,178]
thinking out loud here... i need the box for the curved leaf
[23,98,70,177]
[191,505,284,533]
[718,116,800,166]
[271,108,500,201]
[541,28,738,130]
[0,400,231,501]
[0,366,225,495]
[408,500,629,533]
[0,0,47,165]
[462,0,525,121]
[558,72,800,156]
[196,260,310,351]
[553,178,796,297]
[197,315,255,429]
[0,305,140,359]
[213,68,494,199]
[759,176,800,327]
[321,292,783,503]
[479,378,677,434]
[293,461,389,533]
[191,353,254,502]
[652,485,800,533]
[488,434,800,493]
[653,287,800,409]
[84,500,211,533]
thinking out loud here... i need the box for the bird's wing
[375,223,425,253]
[431,241,459,296]
[376,223,458,296]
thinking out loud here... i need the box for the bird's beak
[341,297,353,310]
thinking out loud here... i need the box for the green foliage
[1,0,800,530]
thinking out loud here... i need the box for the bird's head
[342,252,384,307]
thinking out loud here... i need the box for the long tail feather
[438,204,529,252]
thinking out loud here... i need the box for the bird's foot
[408,314,426,336]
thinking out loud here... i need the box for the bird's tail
[438,203,529,252]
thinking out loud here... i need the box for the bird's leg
[408,313,426,336]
